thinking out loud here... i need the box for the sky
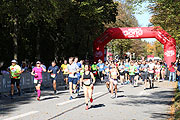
[134,1,156,43]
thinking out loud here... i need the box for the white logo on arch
[164,50,175,57]
[123,28,143,38]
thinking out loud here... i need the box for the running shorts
[11,78,20,86]
[104,75,110,82]
[34,79,42,86]
[99,71,104,78]
[63,74,69,79]
[148,73,154,79]
[68,77,78,84]
[124,71,129,75]
[110,78,118,85]
[135,73,139,76]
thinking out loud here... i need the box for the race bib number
[84,79,91,86]
[51,73,56,78]
[34,79,38,84]
[64,68,68,72]
[11,68,16,72]
[100,65,104,69]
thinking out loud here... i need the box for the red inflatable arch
[93,26,176,66]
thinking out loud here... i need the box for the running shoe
[73,89,76,94]
[115,94,117,98]
[54,90,57,95]
[10,94,14,99]
[18,91,21,96]
[111,94,114,99]
[69,96,73,100]
[65,85,67,90]
[90,97,93,103]
[37,97,40,101]
[85,105,88,110]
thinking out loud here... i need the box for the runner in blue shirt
[48,61,60,94]
[97,59,105,83]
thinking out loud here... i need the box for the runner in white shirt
[155,62,161,82]
[148,60,155,89]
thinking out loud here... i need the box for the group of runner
[92,59,168,92]
[8,58,95,110]
[8,58,175,110]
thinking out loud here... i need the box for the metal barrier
[0,72,65,94]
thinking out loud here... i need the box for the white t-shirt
[148,63,155,73]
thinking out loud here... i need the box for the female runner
[81,64,96,110]
[31,61,46,101]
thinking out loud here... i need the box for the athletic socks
[37,90,41,98]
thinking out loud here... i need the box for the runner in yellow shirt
[61,60,69,89]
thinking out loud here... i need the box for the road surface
[0,80,175,120]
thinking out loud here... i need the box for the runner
[31,61,46,101]
[74,57,81,95]
[8,60,22,99]
[110,64,119,98]
[148,60,155,88]
[134,61,140,87]
[97,59,105,83]
[61,60,69,89]
[118,61,125,85]
[155,61,161,82]
[48,61,60,94]
[124,59,130,84]
[103,62,110,92]
[81,64,95,110]
[78,60,85,92]
[67,57,79,100]
[140,61,149,90]
[128,61,137,87]
[91,61,98,79]
[161,63,166,81]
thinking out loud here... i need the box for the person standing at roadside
[168,62,176,82]
[9,60,22,99]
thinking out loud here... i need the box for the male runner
[9,60,22,99]
[48,61,60,94]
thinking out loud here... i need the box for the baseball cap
[11,60,17,63]
[36,61,41,64]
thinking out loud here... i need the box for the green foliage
[0,0,118,64]
[149,0,180,48]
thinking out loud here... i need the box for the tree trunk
[36,27,40,60]
[13,18,18,60]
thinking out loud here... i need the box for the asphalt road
[0,80,175,120]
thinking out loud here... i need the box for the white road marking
[138,91,151,96]
[57,92,103,106]
[3,111,39,120]
[57,99,80,106]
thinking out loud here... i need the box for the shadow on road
[90,104,105,109]
[0,86,68,116]
[113,90,174,119]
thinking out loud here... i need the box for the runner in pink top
[31,61,46,101]
[32,67,43,80]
